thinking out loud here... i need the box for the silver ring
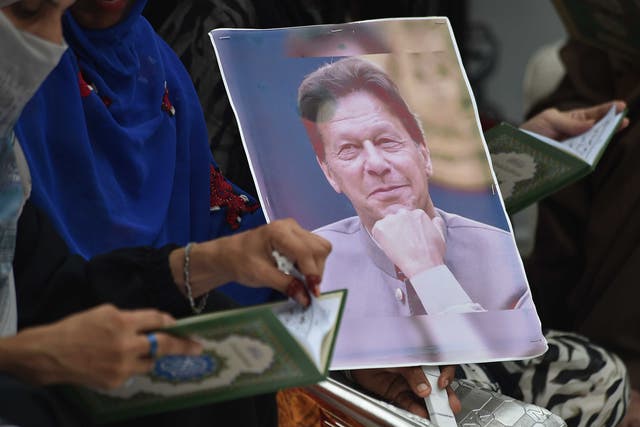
[147,332,158,358]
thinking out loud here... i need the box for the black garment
[10,200,277,426]
[0,374,80,427]
[14,200,188,327]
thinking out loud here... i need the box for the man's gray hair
[297,57,425,161]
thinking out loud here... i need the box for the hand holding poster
[210,18,547,369]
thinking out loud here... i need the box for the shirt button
[395,288,405,302]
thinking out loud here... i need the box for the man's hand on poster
[520,100,628,141]
[372,209,445,278]
[351,365,461,418]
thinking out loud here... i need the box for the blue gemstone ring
[147,332,159,358]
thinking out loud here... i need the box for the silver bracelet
[184,242,208,314]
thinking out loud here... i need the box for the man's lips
[368,185,408,198]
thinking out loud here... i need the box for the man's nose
[362,141,390,175]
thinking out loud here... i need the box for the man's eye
[337,145,357,160]
[379,139,402,149]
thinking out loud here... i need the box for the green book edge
[485,122,589,214]
[63,289,347,423]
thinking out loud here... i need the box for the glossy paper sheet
[211,18,547,369]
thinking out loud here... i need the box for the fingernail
[286,279,310,307]
[286,278,304,298]
[296,290,310,307]
[417,383,430,394]
[305,275,321,297]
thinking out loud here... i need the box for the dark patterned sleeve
[12,200,196,328]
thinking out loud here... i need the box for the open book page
[272,292,343,369]
[521,105,623,166]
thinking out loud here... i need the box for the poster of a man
[298,57,531,318]
[211,18,546,368]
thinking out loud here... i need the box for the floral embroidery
[77,71,112,106]
[78,71,94,98]
[209,165,259,229]
[161,81,176,116]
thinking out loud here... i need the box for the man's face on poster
[316,90,433,229]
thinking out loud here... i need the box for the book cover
[486,105,625,213]
[66,290,346,423]
[210,17,547,369]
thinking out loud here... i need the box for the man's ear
[420,142,433,178]
[317,156,342,194]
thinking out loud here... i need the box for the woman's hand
[520,100,628,141]
[170,218,332,306]
[1,304,202,389]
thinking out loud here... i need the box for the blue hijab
[14,1,269,304]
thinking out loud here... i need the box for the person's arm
[372,209,484,315]
[14,200,331,328]
[0,1,71,135]
[0,304,202,389]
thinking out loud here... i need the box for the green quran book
[553,0,640,59]
[486,105,625,214]
[66,290,346,423]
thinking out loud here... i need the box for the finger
[285,278,311,307]
[129,357,155,376]
[438,365,456,389]
[123,309,175,333]
[130,332,203,359]
[619,117,630,132]
[445,385,462,414]
[284,227,329,280]
[298,233,331,297]
[271,227,330,298]
[382,373,414,402]
[581,100,625,120]
[153,333,203,358]
[393,390,429,418]
[551,110,595,137]
[397,366,432,397]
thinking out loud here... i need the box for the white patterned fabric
[460,330,629,427]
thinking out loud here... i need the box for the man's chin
[378,204,417,217]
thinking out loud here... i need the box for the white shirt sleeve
[0,11,67,135]
[410,265,485,315]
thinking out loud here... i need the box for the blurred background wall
[467,1,566,123]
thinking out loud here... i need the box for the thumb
[554,114,594,138]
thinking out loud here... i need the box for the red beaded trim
[209,165,259,229]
